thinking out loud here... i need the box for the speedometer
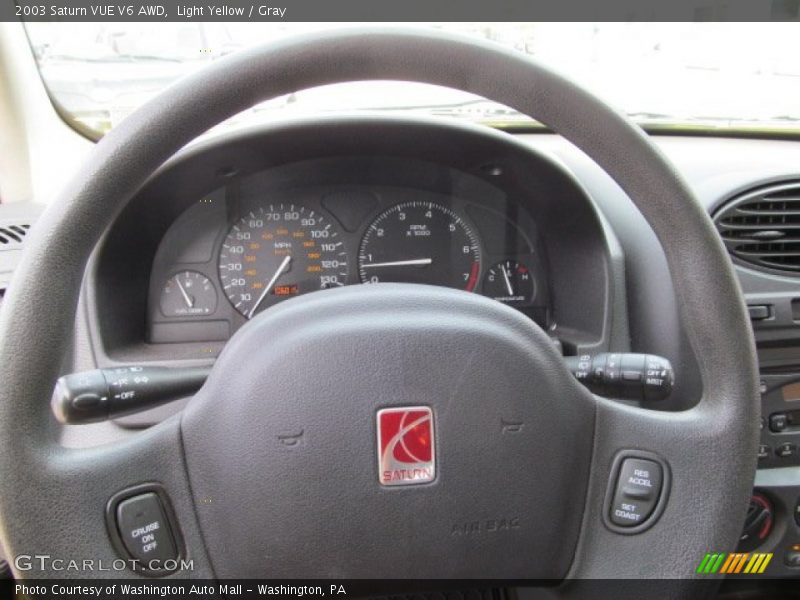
[358,201,481,290]
[219,204,347,318]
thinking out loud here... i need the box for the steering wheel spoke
[4,415,212,579]
[566,396,754,583]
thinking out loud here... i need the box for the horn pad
[181,284,595,578]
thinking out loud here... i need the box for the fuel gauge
[483,260,535,305]
[160,271,218,317]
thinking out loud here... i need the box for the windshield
[23,22,800,137]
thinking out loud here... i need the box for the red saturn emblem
[377,406,435,486]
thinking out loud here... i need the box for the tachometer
[358,201,481,290]
[219,204,347,318]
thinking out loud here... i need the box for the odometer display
[219,204,347,318]
[358,202,481,290]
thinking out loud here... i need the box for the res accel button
[116,492,178,569]
[610,458,663,527]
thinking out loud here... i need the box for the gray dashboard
[80,121,800,428]
[9,119,799,575]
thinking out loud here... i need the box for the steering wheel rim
[0,28,758,588]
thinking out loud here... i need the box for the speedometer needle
[248,255,292,319]
[361,258,433,269]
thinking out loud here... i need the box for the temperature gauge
[483,260,535,305]
[160,271,218,317]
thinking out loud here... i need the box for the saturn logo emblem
[377,406,435,486]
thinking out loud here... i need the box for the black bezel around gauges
[89,117,621,380]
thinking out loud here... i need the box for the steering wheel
[0,29,758,590]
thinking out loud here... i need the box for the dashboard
[52,116,800,579]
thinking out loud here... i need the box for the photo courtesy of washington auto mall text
[16,583,347,598]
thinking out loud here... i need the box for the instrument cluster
[147,180,550,342]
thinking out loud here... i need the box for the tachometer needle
[500,264,514,296]
[361,258,433,269]
[248,255,292,319]
[176,276,194,308]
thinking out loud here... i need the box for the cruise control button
[610,458,663,527]
[116,492,178,569]
[610,499,649,526]
[618,458,662,500]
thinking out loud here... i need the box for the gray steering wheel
[0,29,758,591]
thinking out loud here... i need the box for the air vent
[0,221,31,249]
[714,182,800,274]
